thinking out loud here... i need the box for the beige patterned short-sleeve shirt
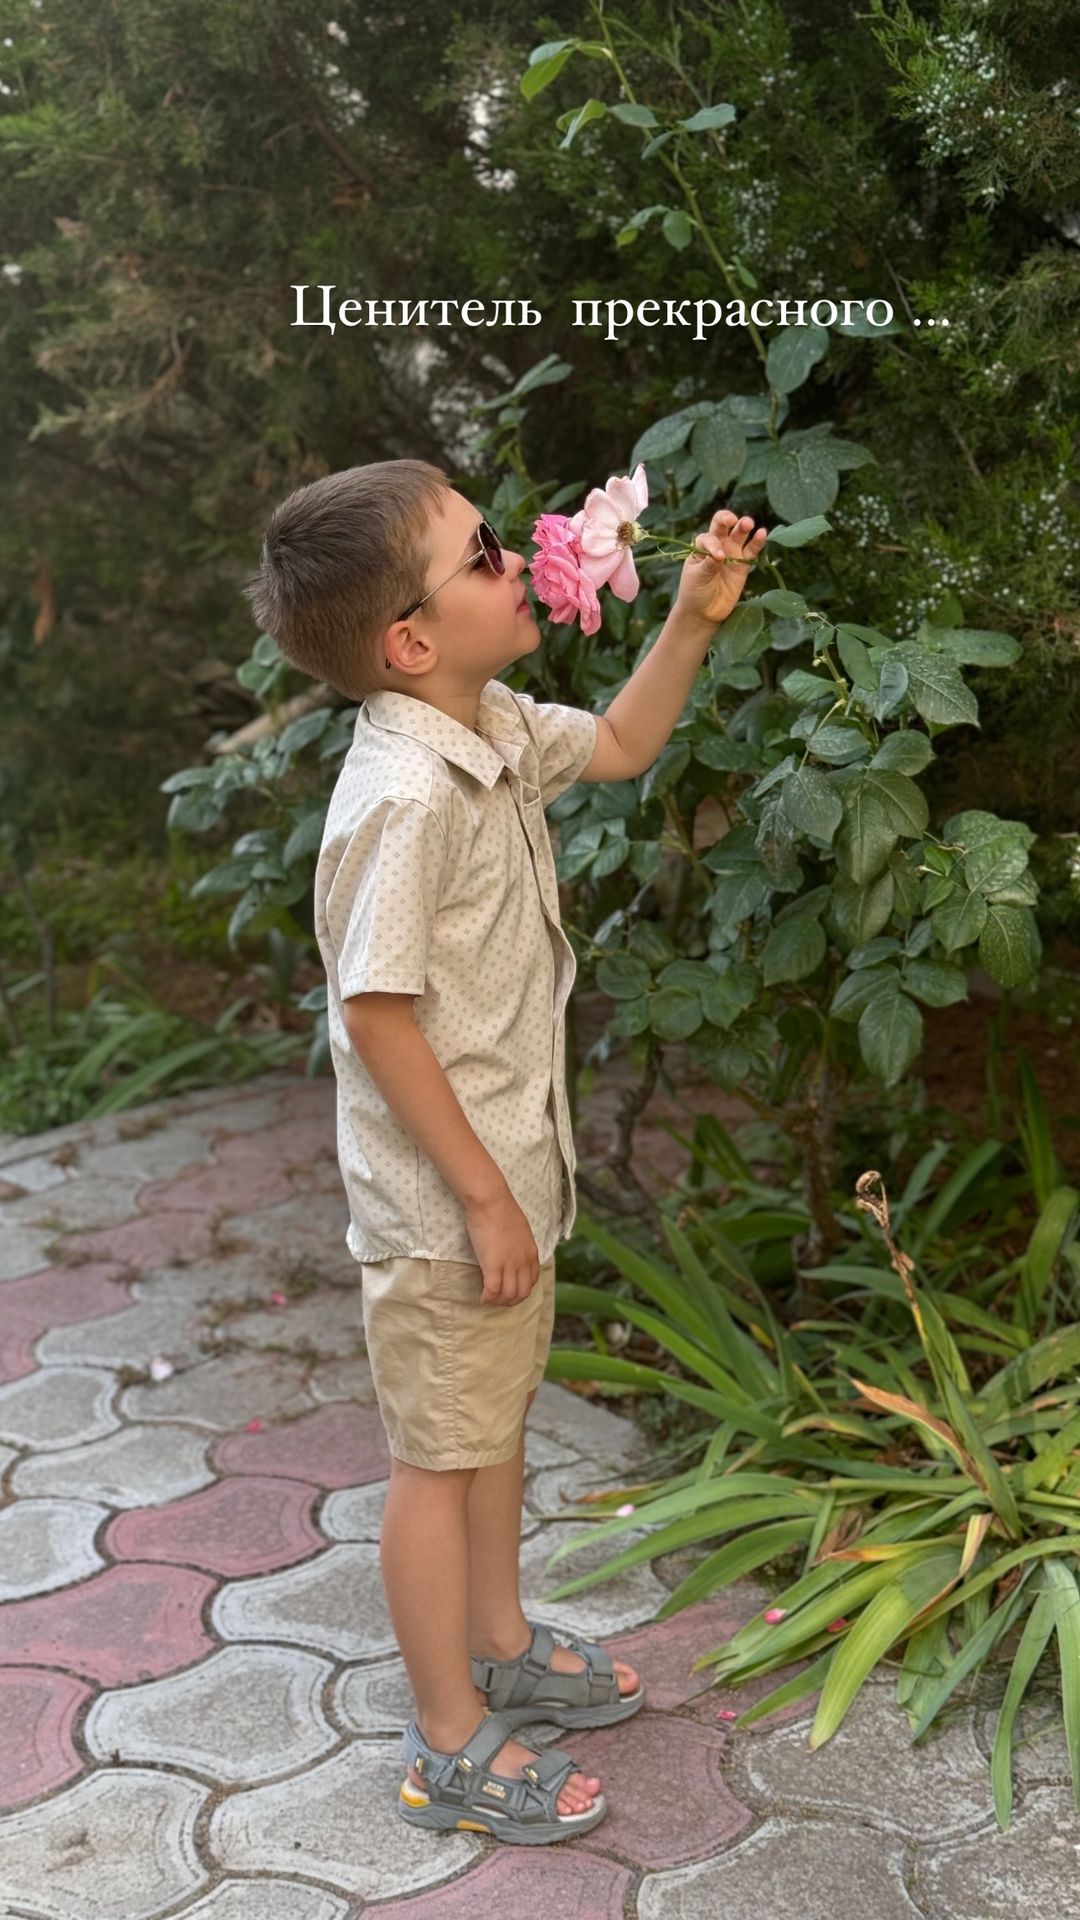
[313,678,599,1265]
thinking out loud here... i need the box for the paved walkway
[0,1068,1076,1918]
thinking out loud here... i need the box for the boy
[244,458,766,1843]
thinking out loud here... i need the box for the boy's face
[383,488,539,695]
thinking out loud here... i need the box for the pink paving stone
[213,1402,391,1489]
[376,1849,632,1918]
[606,1590,810,1718]
[137,1115,337,1218]
[0,1267,134,1383]
[567,1713,751,1869]
[59,1209,216,1272]
[0,1563,217,1686]
[105,1475,326,1577]
[0,1666,92,1810]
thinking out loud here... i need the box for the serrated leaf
[903,959,969,1007]
[761,914,827,986]
[781,767,842,842]
[836,630,876,690]
[832,868,895,946]
[859,990,923,1084]
[765,515,833,548]
[895,646,979,729]
[922,626,1021,668]
[760,589,808,618]
[871,732,934,775]
[650,986,704,1039]
[766,324,830,396]
[964,836,1030,895]
[830,966,901,1022]
[836,788,898,883]
[978,905,1040,989]
[690,412,747,487]
[767,442,840,520]
[863,770,930,837]
[874,656,909,721]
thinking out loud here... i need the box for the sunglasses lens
[478,521,505,575]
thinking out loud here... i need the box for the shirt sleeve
[329,796,447,999]
[513,692,599,808]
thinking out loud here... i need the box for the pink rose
[528,512,602,635]
[570,461,650,601]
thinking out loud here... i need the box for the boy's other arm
[342,994,541,1304]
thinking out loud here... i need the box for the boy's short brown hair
[243,458,450,702]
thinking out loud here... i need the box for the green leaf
[830,966,901,1023]
[871,732,934,775]
[863,770,930,838]
[978,905,1040,988]
[662,209,694,249]
[890,852,922,919]
[717,603,766,663]
[832,868,895,946]
[921,626,1021,668]
[557,98,608,147]
[690,412,747,487]
[803,724,870,765]
[609,102,658,127]
[991,1587,1057,1829]
[630,402,715,465]
[596,954,652,999]
[873,656,909,721]
[780,668,834,706]
[810,1550,962,1747]
[766,324,830,396]
[859,990,923,1085]
[650,987,704,1039]
[521,43,577,99]
[903,960,969,1007]
[765,515,833,548]
[761,914,826,985]
[895,646,979,729]
[964,836,1031,894]
[678,102,737,131]
[836,788,898,883]
[760,589,808,618]
[710,861,773,925]
[781,767,843,842]
[836,629,876,690]
[1044,1561,1080,1811]
[767,443,840,520]
[836,623,895,648]
[931,888,988,953]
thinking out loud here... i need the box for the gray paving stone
[320,1478,542,1545]
[37,1293,207,1369]
[1,1172,149,1231]
[0,1364,119,1450]
[731,1675,995,1838]
[54,1125,216,1185]
[518,1516,670,1635]
[84,1645,339,1783]
[334,1657,415,1735]
[0,1495,109,1598]
[178,1883,349,1920]
[638,1816,922,1920]
[209,1738,479,1898]
[213,1543,395,1660]
[10,1421,216,1506]
[219,1194,358,1282]
[120,1350,317,1429]
[131,1250,295,1310]
[0,1766,209,1919]
[522,1427,582,1469]
[222,1290,366,1361]
[0,1441,17,1480]
[975,1687,1071,1787]
[0,1150,74,1194]
[916,1782,1080,1915]
[0,1223,55,1280]
[525,1456,642,1520]
[526,1378,649,1467]
[306,1355,378,1406]
[0,1071,298,1172]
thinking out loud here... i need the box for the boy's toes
[614,1656,640,1695]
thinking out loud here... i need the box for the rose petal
[246,1418,263,1432]
[148,1356,174,1382]
[616,1502,636,1516]
[717,1708,739,1720]
[270,1291,288,1306]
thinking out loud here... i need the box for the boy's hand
[674,510,769,631]
[465,1187,541,1306]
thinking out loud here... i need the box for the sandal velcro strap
[519,1620,557,1680]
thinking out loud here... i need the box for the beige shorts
[359,1254,556,1470]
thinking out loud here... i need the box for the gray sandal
[471,1618,645,1730]
[398,1706,606,1844]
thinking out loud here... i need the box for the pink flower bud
[616,1502,636,1517]
[763,1607,788,1624]
[827,1618,848,1633]
[246,1418,263,1432]
[717,1708,739,1720]
[270,1290,288,1306]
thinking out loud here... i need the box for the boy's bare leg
[379,1453,599,1815]
[464,1389,641,1706]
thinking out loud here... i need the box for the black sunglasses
[387,519,506,663]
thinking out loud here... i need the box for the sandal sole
[398,1781,607,1844]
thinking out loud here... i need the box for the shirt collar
[360,679,531,790]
